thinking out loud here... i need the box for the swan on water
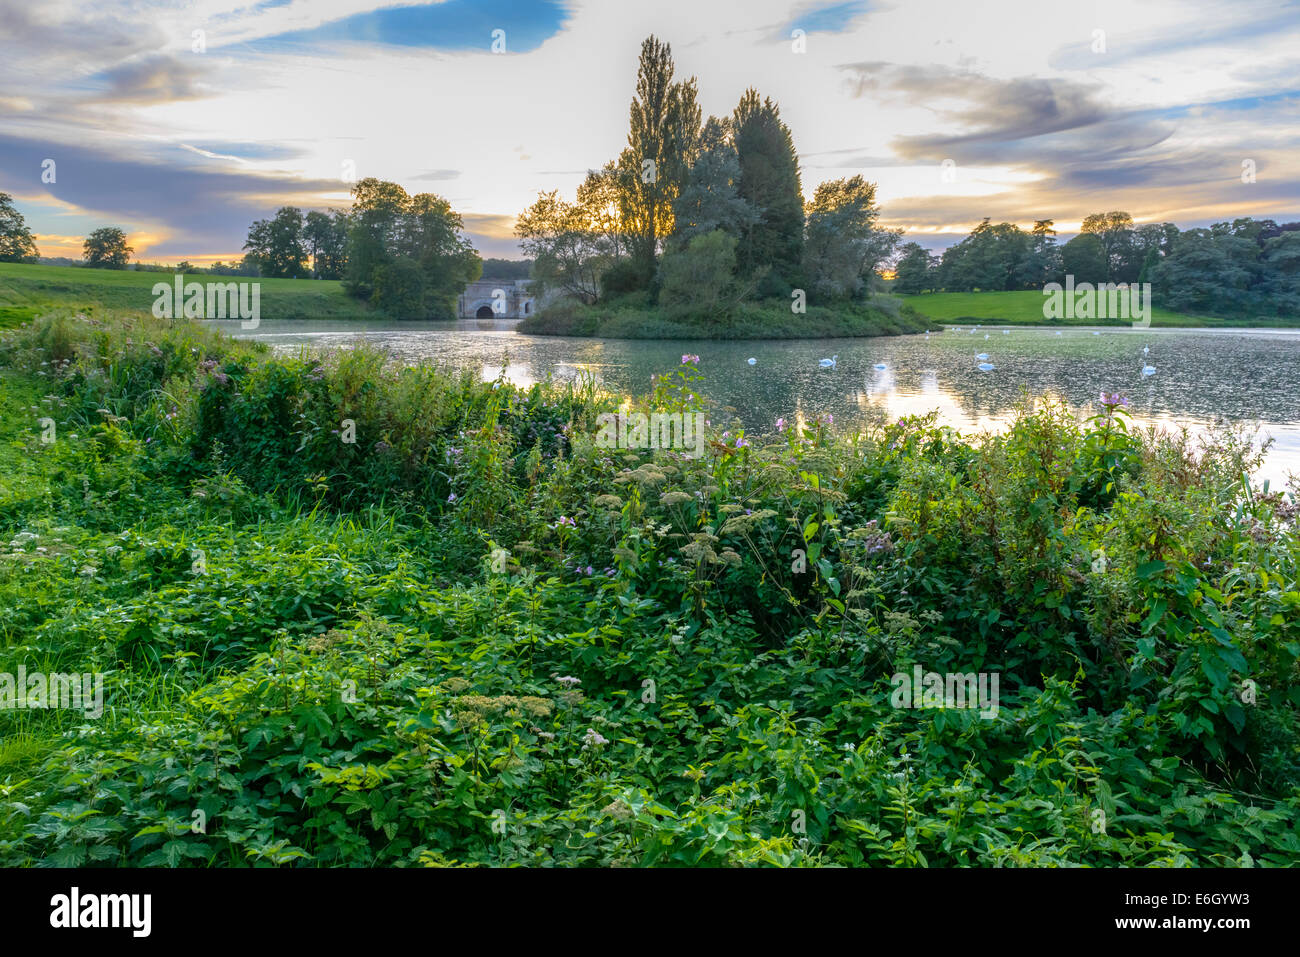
[819,355,838,368]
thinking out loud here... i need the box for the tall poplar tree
[619,36,701,272]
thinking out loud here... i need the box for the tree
[658,229,739,309]
[244,207,308,278]
[1149,229,1256,313]
[577,162,628,262]
[83,227,132,268]
[401,192,481,318]
[732,89,804,292]
[1081,211,1136,282]
[344,178,411,299]
[936,220,1032,291]
[1059,233,1108,284]
[618,36,700,272]
[304,210,348,279]
[1015,220,1062,288]
[372,257,426,317]
[333,179,478,317]
[802,175,900,300]
[671,116,758,246]
[0,193,39,262]
[893,242,937,294]
[515,189,614,304]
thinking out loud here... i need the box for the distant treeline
[895,213,1300,316]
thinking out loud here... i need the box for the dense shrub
[1,312,1296,867]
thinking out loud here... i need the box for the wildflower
[582,728,610,748]
[447,492,457,503]
[554,675,581,688]
[681,354,700,365]
[734,437,748,448]
[603,799,633,820]
[775,418,786,432]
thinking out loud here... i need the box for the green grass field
[898,290,1300,328]
[0,261,378,325]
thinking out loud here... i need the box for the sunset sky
[1,0,1297,264]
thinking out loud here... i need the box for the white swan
[747,357,757,365]
[976,352,990,360]
[873,362,887,371]
[1143,345,1149,355]
[1142,364,1156,377]
[819,355,838,368]
[978,362,995,371]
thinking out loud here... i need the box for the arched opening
[523,302,530,315]
[475,305,495,319]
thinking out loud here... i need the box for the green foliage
[1,314,1297,868]
[732,89,804,290]
[83,227,133,270]
[521,296,930,339]
[803,175,900,301]
[244,207,310,279]
[343,179,480,319]
[657,230,738,309]
[0,193,39,264]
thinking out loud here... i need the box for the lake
[208,318,1300,487]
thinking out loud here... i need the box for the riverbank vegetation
[1,311,1297,866]
[897,290,1300,329]
[895,214,1300,321]
[523,294,929,339]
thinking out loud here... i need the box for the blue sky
[0,0,1296,263]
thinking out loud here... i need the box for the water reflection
[209,319,1300,486]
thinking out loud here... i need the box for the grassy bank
[900,290,1300,328]
[0,310,1297,867]
[520,295,932,339]
[0,262,378,325]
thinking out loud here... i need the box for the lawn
[898,290,1300,328]
[0,261,378,324]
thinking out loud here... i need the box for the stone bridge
[458,279,535,319]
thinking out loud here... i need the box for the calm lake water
[209,318,1300,487]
